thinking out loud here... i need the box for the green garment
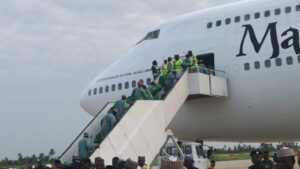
[131,87,148,100]
[94,113,116,144]
[78,137,95,160]
[182,58,190,70]
[163,73,175,94]
[149,84,162,98]
[114,99,128,120]
[145,88,154,100]
[198,63,209,74]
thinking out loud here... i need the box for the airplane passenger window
[244,63,250,71]
[296,5,300,11]
[88,90,91,96]
[275,58,282,66]
[99,87,103,93]
[132,81,136,88]
[285,7,292,13]
[216,20,221,27]
[93,88,97,95]
[254,61,260,69]
[265,60,271,68]
[244,14,250,21]
[298,55,300,63]
[234,16,240,23]
[118,83,122,90]
[207,22,212,29]
[225,18,231,25]
[146,78,151,85]
[286,56,293,65]
[111,84,115,91]
[275,8,281,15]
[254,12,260,19]
[105,86,109,92]
[125,82,129,89]
[265,10,271,17]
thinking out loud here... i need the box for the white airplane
[79,0,300,143]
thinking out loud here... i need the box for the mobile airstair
[60,70,228,165]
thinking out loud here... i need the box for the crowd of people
[248,147,299,169]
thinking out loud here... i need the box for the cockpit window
[137,29,160,44]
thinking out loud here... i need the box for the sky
[0,0,250,159]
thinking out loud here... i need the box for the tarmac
[151,159,300,169]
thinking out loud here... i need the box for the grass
[213,153,251,161]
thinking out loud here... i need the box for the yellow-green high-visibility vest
[162,63,168,75]
[189,55,198,69]
[175,59,183,72]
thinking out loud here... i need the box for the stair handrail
[59,102,114,159]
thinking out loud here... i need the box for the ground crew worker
[94,109,117,144]
[249,149,264,169]
[174,54,183,79]
[183,54,190,70]
[78,133,97,160]
[277,147,295,169]
[114,95,129,120]
[138,156,149,169]
[188,51,198,73]
[262,150,274,169]
[143,85,153,100]
[162,59,169,76]
[167,57,175,73]
[131,81,148,100]
[151,60,161,80]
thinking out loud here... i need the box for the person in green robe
[161,71,175,99]
[143,85,153,100]
[182,54,191,70]
[131,81,148,100]
[114,95,129,120]
[94,109,117,144]
[78,133,97,160]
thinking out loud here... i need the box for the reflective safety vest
[153,65,161,75]
[162,63,169,75]
[170,61,175,70]
[142,164,150,169]
[175,59,183,72]
[189,55,198,69]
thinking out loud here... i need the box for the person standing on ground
[138,156,149,169]
[95,157,105,169]
[184,156,199,169]
[277,147,295,169]
[52,160,62,169]
[131,81,148,100]
[105,157,119,169]
[273,153,279,169]
[249,149,264,169]
[151,60,161,80]
[262,150,274,169]
[78,133,97,161]
[94,109,117,144]
[114,95,129,120]
[124,159,138,169]
[208,160,215,169]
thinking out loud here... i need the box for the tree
[18,153,23,165]
[49,149,55,160]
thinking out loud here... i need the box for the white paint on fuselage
[80,0,300,142]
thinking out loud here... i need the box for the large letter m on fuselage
[236,22,279,59]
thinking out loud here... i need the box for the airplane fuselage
[80,0,300,142]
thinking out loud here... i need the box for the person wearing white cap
[277,147,295,169]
